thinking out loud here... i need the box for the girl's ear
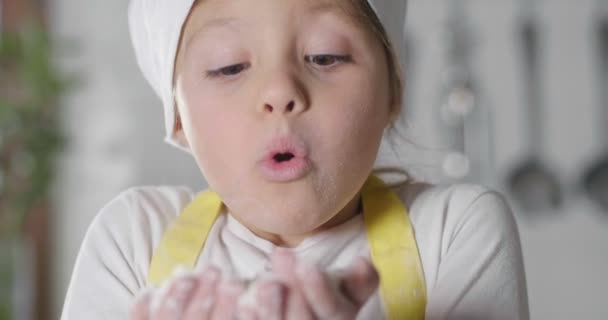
[174,107,190,148]
[386,101,400,128]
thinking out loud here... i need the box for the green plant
[0,23,67,238]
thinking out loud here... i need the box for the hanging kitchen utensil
[507,1,562,214]
[581,15,608,213]
[437,0,493,185]
[437,0,470,182]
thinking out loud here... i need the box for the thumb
[130,289,153,320]
[270,249,298,285]
[339,256,379,307]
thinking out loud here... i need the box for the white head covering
[128,0,408,151]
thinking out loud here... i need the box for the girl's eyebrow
[199,17,240,33]
[185,17,244,49]
[307,2,362,32]
[308,2,342,15]
[184,2,352,49]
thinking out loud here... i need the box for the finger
[255,281,285,320]
[154,275,198,319]
[284,285,315,320]
[296,262,355,320]
[210,278,246,320]
[235,306,258,320]
[340,256,379,307]
[130,289,153,320]
[182,266,221,320]
[270,249,298,284]
[271,250,314,319]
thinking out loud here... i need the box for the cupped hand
[236,250,379,320]
[130,266,245,320]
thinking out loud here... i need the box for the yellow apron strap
[147,190,223,286]
[147,176,426,319]
[362,175,427,320]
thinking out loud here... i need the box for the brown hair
[342,0,411,183]
[341,0,405,123]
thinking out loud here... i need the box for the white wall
[50,0,608,319]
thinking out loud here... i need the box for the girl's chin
[221,188,344,235]
[235,212,328,239]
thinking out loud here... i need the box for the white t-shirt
[60,182,529,320]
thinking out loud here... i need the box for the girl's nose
[257,70,308,116]
[263,100,298,114]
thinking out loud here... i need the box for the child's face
[174,0,392,238]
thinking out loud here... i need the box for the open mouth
[260,136,311,182]
[273,152,295,163]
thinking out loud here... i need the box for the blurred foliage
[0,23,68,238]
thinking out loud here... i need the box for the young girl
[61,0,529,319]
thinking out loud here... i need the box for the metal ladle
[438,0,476,183]
[507,3,562,214]
[582,16,608,213]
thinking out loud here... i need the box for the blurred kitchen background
[1,0,607,319]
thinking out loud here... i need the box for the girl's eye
[206,63,250,78]
[305,54,351,67]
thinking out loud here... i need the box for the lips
[259,135,312,182]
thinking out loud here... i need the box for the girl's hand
[129,266,246,320]
[237,250,379,320]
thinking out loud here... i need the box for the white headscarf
[128,0,408,151]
